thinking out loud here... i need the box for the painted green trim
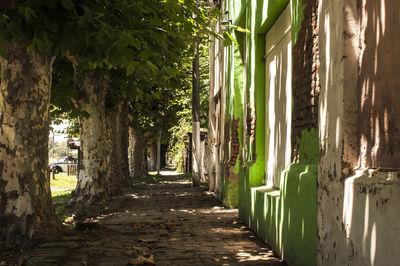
[225,2,314,264]
[228,0,246,26]
[298,128,319,164]
[249,162,317,266]
[240,128,319,265]
[224,181,239,208]
[233,42,244,175]
[257,0,290,34]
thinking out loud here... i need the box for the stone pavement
[24,171,285,265]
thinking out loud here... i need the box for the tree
[0,1,78,242]
[63,0,213,203]
[169,43,210,173]
[192,41,201,187]
[0,0,216,242]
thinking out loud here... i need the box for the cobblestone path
[24,171,285,265]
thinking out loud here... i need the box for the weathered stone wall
[292,0,320,160]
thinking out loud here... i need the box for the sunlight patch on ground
[210,227,244,235]
[160,180,191,185]
[159,171,184,176]
[126,193,151,199]
[195,207,238,214]
[235,250,276,262]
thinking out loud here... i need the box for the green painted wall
[220,0,318,265]
[220,21,245,208]
[243,129,318,266]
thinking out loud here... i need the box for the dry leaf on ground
[138,238,156,243]
[128,254,155,265]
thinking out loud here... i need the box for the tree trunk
[128,128,148,179]
[0,45,60,242]
[72,72,109,204]
[161,144,167,169]
[156,131,161,174]
[148,141,157,172]
[120,102,130,186]
[105,103,123,196]
[192,42,201,187]
[142,140,149,174]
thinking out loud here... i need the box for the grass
[49,173,78,222]
[50,172,77,189]
[50,172,76,202]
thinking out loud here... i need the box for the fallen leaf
[213,257,220,262]
[150,222,162,228]
[139,238,156,243]
[144,254,155,264]
[133,222,143,230]
[128,254,155,265]
[133,246,149,253]
[86,240,103,246]
[123,250,135,256]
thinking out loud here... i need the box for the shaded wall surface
[358,0,400,168]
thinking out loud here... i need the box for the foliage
[1,0,218,200]
[168,41,210,171]
[50,58,81,137]
[39,0,218,144]
[169,118,192,172]
[48,139,69,161]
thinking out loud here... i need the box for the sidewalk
[25,171,285,265]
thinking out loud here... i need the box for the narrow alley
[23,171,284,265]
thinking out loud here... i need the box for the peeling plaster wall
[317,0,354,264]
[343,171,400,266]
[318,0,400,265]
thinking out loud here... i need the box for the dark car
[49,156,78,174]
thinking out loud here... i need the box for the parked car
[49,156,77,174]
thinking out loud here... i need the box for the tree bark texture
[192,42,201,187]
[105,103,123,196]
[128,128,148,179]
[72,72,109,204]
[119,102,130,186]
[0,45,60,242]
[148,141,157,172]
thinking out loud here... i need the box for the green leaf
[224,32,238,46]
[62,0,77,14]
[18,7,36,22]
[234,26,251,34]
[126,62,136,76]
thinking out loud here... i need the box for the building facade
[207,0,400,265]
